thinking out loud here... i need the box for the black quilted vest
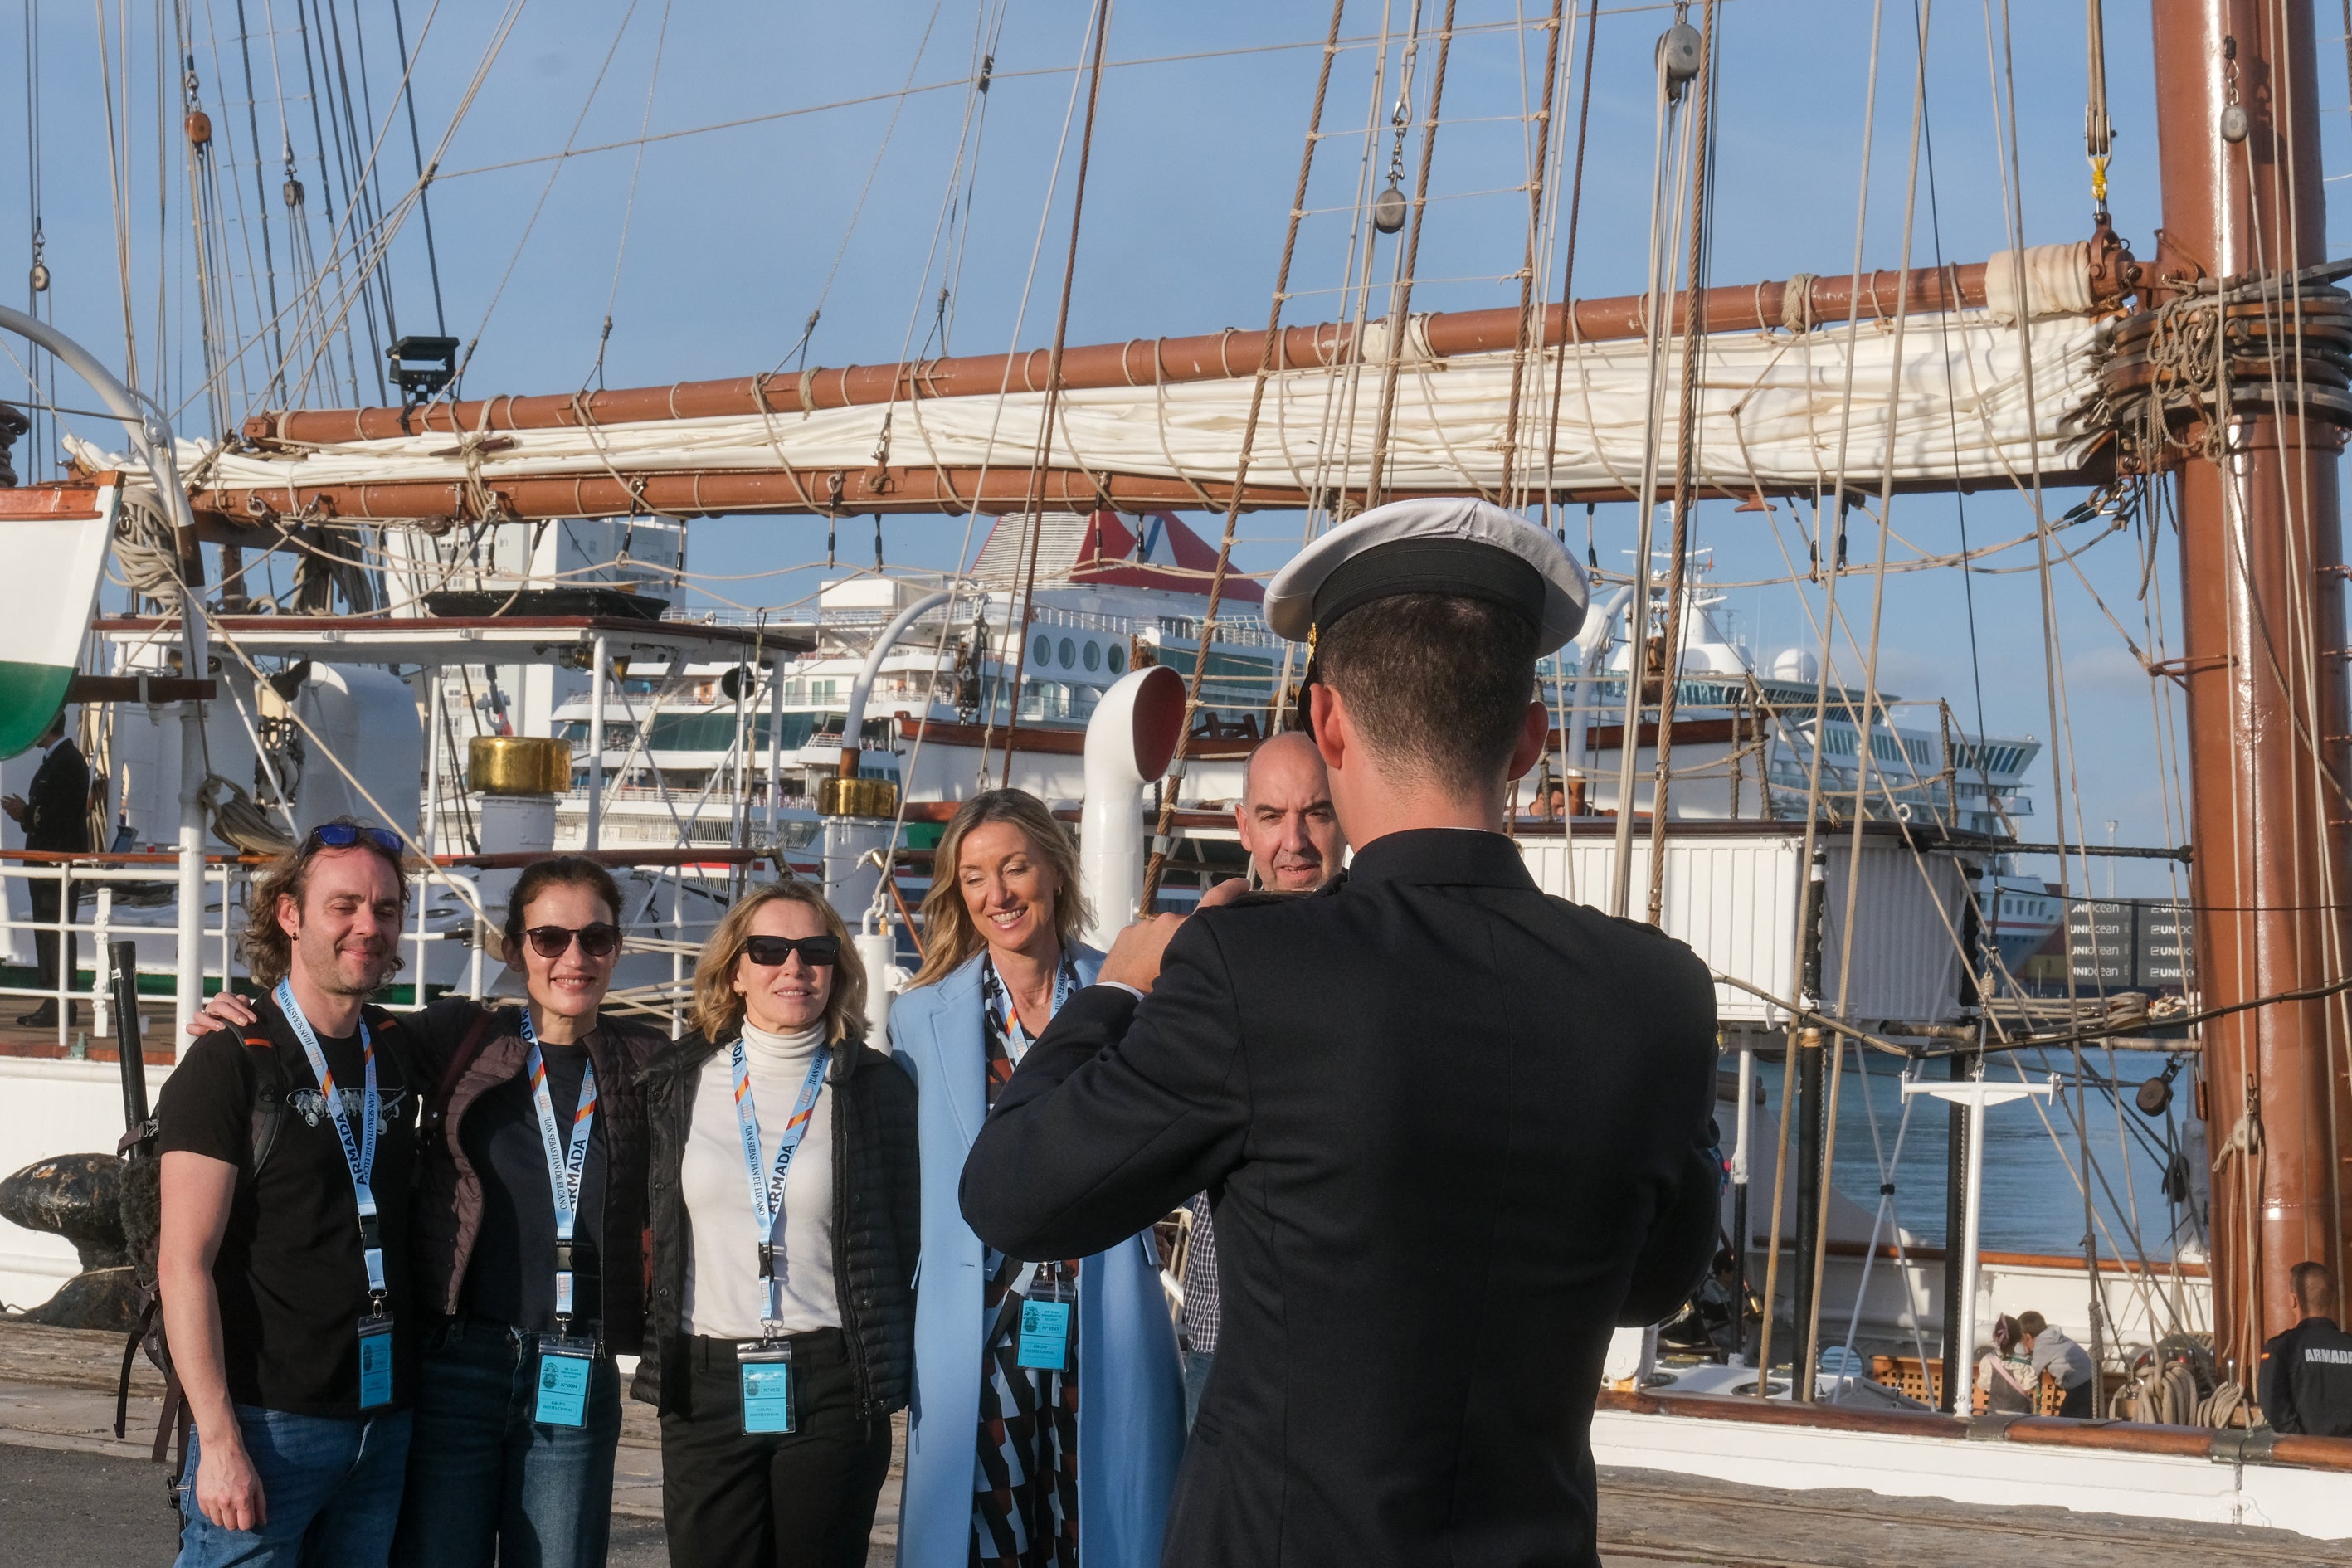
[630,1030,919,1420]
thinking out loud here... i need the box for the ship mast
[2150,0,2351,1382]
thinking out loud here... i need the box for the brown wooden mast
[2152,0,2352,1383]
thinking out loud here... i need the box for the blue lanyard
[520,1007,597,1327]
[728,1039,830,1332]
[988,953,1075,1065]
[273,978,385,1307]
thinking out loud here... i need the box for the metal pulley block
[1372,183,1408,236]
[1656,22,1702,94]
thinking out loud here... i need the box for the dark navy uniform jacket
[2261,1315,2352,1437]
[961,828,1721,1568]
[22,737,90,852]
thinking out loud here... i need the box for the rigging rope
[1495,0,1568,504]
[1812,0,1940,1399]
[1643,0,1720,926]
[1538,0,1601,533]
[844,0,1015,927]
[2083,0,2111,216]
[388,0,447,335]
[578,0,673,393]
[1755,0,1894,1400]
[1604,17,1699,920]
[952,0,1104,788]
[1132,0,1351,913]
[1362,0,1458,509]
[995,0,1114,788]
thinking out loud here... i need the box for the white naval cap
[1262,497,1590,655]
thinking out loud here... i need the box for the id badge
[534,1336,597,1429]
[1017,1298,1073,1371]
[357,1315,395,1410]
[738,1342,794,1434]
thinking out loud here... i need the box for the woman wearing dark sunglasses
[187,853,666,1568]
[633,880,918,1568]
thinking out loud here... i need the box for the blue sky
[4,0,2344,897]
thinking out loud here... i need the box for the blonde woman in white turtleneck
[632,882,920,1568]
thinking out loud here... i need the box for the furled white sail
[136,311,2105,509]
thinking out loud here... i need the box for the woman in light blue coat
[889,789,1185,1568]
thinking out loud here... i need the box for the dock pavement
[1,1318,2349,1565]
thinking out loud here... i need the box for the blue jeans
[175,1404,413,1567]
[388,1315,622,1568]
[1182,1348,1214,1430]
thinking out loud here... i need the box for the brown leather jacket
[406,999,666,1353]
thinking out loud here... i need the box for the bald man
[1174,733,1348,1426]
[1227,730,1346,894]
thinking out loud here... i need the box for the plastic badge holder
[738,1342,795,1434]
[358,1317,396,1410]
[1017,1272,1074,1371]
[535,1336,597,1428]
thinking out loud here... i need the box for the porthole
[1107,645,1127,674]
[1033,634,1051,667]
[1059,637,1077,669]
[1083,642,1102,672]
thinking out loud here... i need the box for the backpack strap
[241,1031,289,1176]
[150,1370,183,1466]
[115,1297,153,1440]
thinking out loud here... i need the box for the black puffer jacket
[631,1028,919,1421]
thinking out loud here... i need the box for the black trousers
[27,876,75,1019]
[2057,1378,2095,1419]
[660,1327,893,1568]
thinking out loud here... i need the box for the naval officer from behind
[960,497,1722,1568]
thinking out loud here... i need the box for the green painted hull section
[0,661,73,759]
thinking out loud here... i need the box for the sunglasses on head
[521,923,622,960]
[742,934,840,969]
[306,823,403,856]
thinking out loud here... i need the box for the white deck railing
[0,850,771,1052]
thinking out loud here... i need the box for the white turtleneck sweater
[679,1020,840,1338]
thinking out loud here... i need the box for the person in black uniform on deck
[960,497,1722,1568]
[2260,1261,2352,1437]
[4,707,93,1027]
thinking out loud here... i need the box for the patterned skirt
[971,1254,1080,1566]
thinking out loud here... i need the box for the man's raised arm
[960,913,1250,1261]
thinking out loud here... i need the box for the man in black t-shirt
[2261,1261,2352,1437]
[154,821,418,1566]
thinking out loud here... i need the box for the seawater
[1743,1041,2196,1262]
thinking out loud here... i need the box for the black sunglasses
[522,923,622,960]
[306,823,403,855]
[742,934,840,969]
